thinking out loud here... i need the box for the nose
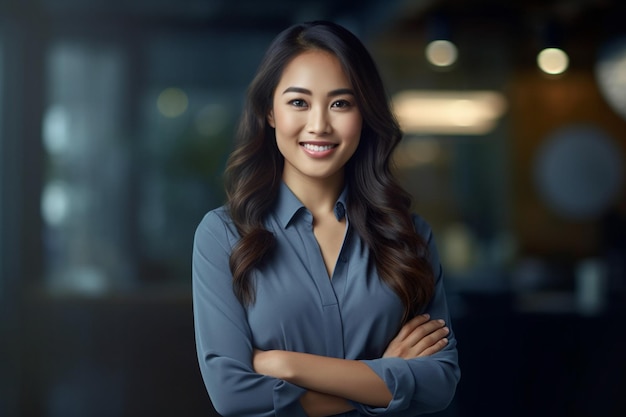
[306,106,331,135]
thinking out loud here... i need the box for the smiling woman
[268,50,362,200]
[192,20,460,417]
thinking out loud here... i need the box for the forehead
[276,50,351,88]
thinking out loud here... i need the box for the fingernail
[438,319,445,325]
[443,326,449,333]
[423,314,430,319]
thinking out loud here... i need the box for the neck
[283,172,344,218]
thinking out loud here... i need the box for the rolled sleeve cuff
[350,358,415,415]
[274,379,308,417]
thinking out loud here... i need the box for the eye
[288,99,308,108]
[331,99,352,109]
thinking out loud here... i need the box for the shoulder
[411,213,434,243]
[194,205,240,251]
[411,213,442,276]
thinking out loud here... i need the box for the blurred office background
[1,0,625,416]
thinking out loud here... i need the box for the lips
[299,142,338,158]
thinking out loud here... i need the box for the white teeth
[302,143,335,152]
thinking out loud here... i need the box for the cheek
[273,111,303,138]
[340,116,363,145]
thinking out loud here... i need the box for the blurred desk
[440,292,626,417]
[18,287,218,417]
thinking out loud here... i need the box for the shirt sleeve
[352,215,461,416]
[192,210,308,417]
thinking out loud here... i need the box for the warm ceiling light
[425,40,458,67]
[537,47,569,75]
[392,90,507,135]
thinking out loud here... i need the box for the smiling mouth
[301,143,337,152]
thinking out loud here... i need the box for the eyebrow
[282,86,355,97]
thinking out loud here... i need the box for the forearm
[299,391,354,417]
[257,351,392,407]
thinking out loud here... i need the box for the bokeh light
[537,47,569,75]
[425,39,458,67]
[157,87,188,118]
[41,180,70,226]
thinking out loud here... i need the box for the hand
[383,314,449,359]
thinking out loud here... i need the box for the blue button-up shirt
[192,183,459,417]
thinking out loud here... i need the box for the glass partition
[0,36,4,298]
[41,41,132,295]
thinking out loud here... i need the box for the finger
[396,314,430,340]
[417,337,449,357]
[405,319,446,346]
[412,326,449,355]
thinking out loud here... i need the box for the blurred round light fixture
[533,124,624,220]
[157,87,188,118]
[537,47,569,75]
[425,40,458,67]
[195,103,229,137]
[595,37,626,121]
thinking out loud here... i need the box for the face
[268,50,362,187]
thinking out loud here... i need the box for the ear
[267,110,275,128]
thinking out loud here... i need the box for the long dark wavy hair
[224,21,434,323]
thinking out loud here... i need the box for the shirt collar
[275,182,348,229]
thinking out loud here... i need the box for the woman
[193,21,460,417]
